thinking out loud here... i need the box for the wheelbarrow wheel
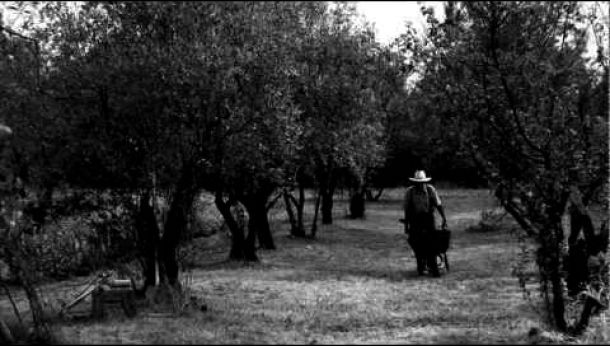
[436,253,450,272]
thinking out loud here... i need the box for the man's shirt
[404,184,442,215]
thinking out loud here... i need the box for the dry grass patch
[3,188,607,344]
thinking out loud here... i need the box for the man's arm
[436,204,447,229]
[403,189,410,234]
[403,211,410,234]
[429,185,447,229]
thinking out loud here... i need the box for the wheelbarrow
[399,218,451,272]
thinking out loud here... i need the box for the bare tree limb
[265,190,283,212]
[485,13,547,159]
[0,281,23,326]
[495,185,540,237]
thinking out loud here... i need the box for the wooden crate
[91,280,137,319]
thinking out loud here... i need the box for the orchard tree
[409,1,608,335]
[288,2,387,232]
[34,1,292,285]
[37,1,215,289]
[0,8,63,341]
[383,15,485,188]
[204,1,321,260]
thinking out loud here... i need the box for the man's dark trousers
[407,212,439,276]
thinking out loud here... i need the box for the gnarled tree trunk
[5,249,51,342]
[349,179,366,219]
[215,193,248,261]
[297,183,305,233]
[135,191,160,292]
[283,189,298,236]
[310,189,322,238]
[498,184,608,335]
[564,198,609,335]
[240,185,275,252]
[320,168,335,225]
[243,213,259,261]
[321,188,334,224]
[284,188,306,237]
[157,164,197,286]
[245,199,275,250]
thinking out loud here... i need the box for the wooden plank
[109,279,132,288]
[61,284,96,313]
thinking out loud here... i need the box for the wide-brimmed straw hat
[409,170,431,182]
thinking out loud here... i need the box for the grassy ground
[2,188,608,344]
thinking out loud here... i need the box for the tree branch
[1,280,23,326]
[499,192,540,238]
[265,191,283,212]
[0,25,36,43]
[485,15,547,159]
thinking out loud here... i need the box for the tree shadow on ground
[273,266,430,283]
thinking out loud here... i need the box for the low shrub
[465,208,516,233]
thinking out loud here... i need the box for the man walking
[403,170,447,277]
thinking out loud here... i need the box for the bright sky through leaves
[356,1,608,61]
[355,1,445,45]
